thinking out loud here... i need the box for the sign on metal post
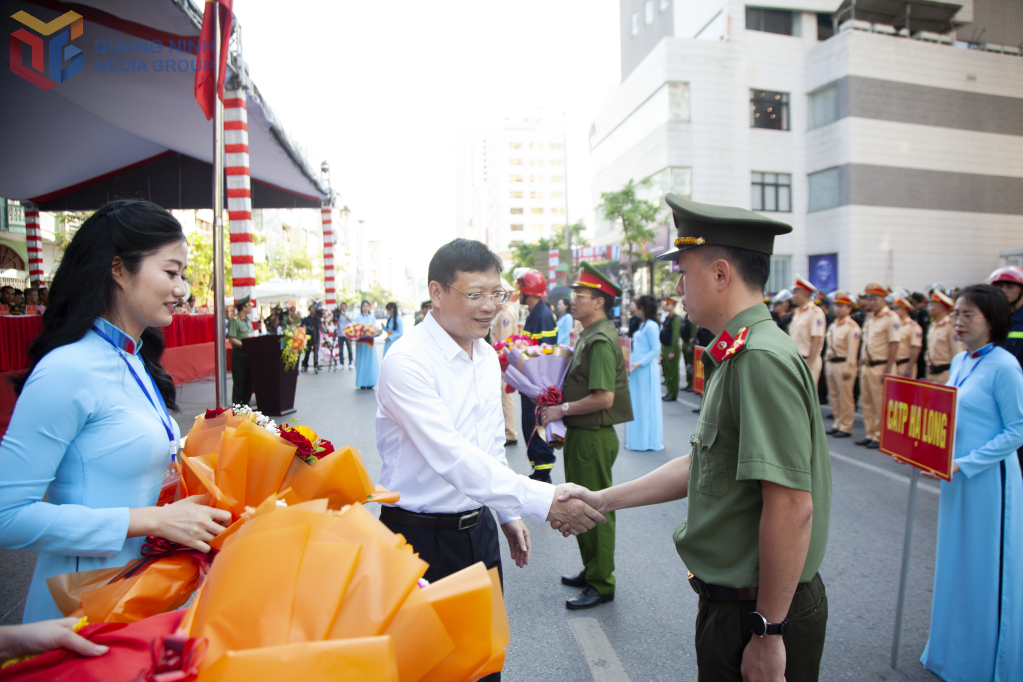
[692,346,705,394]
[880,376,957,668]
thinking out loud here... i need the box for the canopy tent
[251,277,324,305]
[0,0,329,209]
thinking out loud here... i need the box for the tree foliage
[599,179,661,290]
[186,229,231,306]
[509,220,590,278]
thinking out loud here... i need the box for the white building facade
[590,0,1023,293]
[457,119,570,258]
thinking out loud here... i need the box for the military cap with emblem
[657,194,792,261]
[793,275,817,294]
[892,294,913,311]
[234,295,250,309]
[931,289,955,310]
[572,260,622,297]
[864,282,887,297]
[832,291,855,306]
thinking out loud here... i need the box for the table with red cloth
[162,313,215,348]
[0,315,43,372]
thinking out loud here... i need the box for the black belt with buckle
[688,573,807,602]
[866,359,888,367]
[928,364,951,374]
[828,357,847,363]
[896,358,910,366]
[379,505,482,531]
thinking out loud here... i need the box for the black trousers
[339,337,352,365]
[302,333,320,369]
[694,573,828,682]
[380,507,503,682]
[230,350,252,406]
[520,394,555,471]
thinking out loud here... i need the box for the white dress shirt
[376,312,555,525]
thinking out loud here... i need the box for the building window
[510,175,523,182]
[509,142,522,149]
[745,7,794,36]
[510,207,524,215]
[530,142,544,149]
[531,191,544,198]
[550,142,564,150]
[768,255,792,294]
[817,13,835,40]
[645,0,654,25]
[531,223,545,231]
[631,12,639,36]
[669,82,691,122]
[531,207,545,214]
[660,0,669,9]
[551,207,565,215]
[509,158,523,165]
[530,175,544,182]
[530,159,544,166]
[510,191,523,198]
[750,90,789,130]
[550,159,564,166]
[808,168,841,212]
[638,166,692,205]
[510,224,524,232]
[550,175,564,182]
[808,83,838,130]
[751,173,791,212]
[550,191,564,198]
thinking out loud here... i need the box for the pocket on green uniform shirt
[693,420,729,497]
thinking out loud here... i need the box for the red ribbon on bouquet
[145,632,208,682]
[110,537,215,583]
[531,386,563,444]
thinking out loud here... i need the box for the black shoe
[529,470,552,484]
[663,396,677,402]
[826,428,838,435]
[561,570,587,588]
[832,431,851,438]
[866,440,880,449]
[504,439,518,447]
[855,438,872,446]
[683,386,694,393]
[566,585,614,610]
[692,408,701,413]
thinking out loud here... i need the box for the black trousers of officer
[694,573,828,682]
[380,508,503,682]
[230,349,252,406]
[521,394,555,471]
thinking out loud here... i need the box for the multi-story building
[590,0,1023,293]
[0,199,61,284]
[457,118,570,259]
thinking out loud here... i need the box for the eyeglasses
[446,283,511,306]
[951,310,980,323]
[572,292,596,300]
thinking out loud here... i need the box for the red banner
[879,376,957,481]
[693,346,705,394]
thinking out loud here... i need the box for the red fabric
[0,610,186,682]
[0,316,42,372]
[194,0,233,120]
[162,315,215,349]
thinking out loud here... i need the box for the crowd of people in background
[0,285,47,315]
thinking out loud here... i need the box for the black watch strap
[749,611,789,636]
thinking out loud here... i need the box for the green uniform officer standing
[539,261,632,610]
[554,196,832,681]
[661,297,683,401]
[227,296,254,406]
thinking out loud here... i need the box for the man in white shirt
[376,239,604,615]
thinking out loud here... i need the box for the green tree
[599,179,661,293]
[186,229,232,307]
[509,220,590,277]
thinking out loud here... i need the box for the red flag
[194,0,233,120]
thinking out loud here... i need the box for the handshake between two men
[501,483,606,570]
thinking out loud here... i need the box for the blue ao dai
[383,315,404,357]
[354,313,380,387]
[625,318,664,451]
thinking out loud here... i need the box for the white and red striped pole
[24,205,43,286]
[321,203,335,307]
[223,89,255,305]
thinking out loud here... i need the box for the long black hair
[385,301,398,330]
[12,200,185,410]
[958,284,1012,347]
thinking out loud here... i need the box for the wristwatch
[561,402,570,416]
[749,612,788,637]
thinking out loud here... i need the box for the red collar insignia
[708,327,750,362]
[723,327,749,360]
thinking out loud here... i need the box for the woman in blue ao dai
[625,295,664,451]
[354,300,380,388]
[383,301,404,358]
[0,202,231,622]
[920,285,1023,682]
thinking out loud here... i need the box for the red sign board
[692,346,705,394]
[879,376,957,481]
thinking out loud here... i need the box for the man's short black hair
[958,284,1012,346]
[698,245,770,292]
[1,286,13,293]
[595,290,615,315]
[428,238,504,290]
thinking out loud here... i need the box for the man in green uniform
[555,196,832,680]
[661,297,683,401]
[227,296,254,406]
[538,261,632,609]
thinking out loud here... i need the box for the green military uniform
[661,307,683,399]
[657,195,832,682]
[563,262,633,597]
[227,302,253,406]
[682,316,697,386]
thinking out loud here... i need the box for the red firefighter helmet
[986,266,1023,287]
[516,269,548,300]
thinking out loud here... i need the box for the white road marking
[829,450,940,495]
[679,397,701,410]
[569,618,632,682]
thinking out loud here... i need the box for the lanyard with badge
[92,325,176,458]
[951,344,994,389]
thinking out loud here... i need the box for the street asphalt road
[0,341,944,682]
